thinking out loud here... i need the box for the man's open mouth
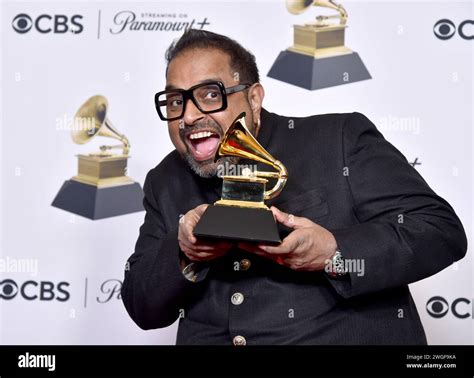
[186,130,221,162]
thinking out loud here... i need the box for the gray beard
[183,154,238,178]
[181,114,257,178]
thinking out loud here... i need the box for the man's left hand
[238,206,337,272]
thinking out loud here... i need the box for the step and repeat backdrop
[0,0,472,344]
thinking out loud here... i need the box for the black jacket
[121,109,467,345]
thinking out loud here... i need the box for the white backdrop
[0,0,472,345]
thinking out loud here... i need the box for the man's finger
[179,216,197,244]
[258,240,293,254]
[253,250,289,265]
[270,206,313,229]
[178,237,194,251]
[194,204,209,217]
[181,239,232,254]
[189,250,226,261]
[259,231,304,254]
[237,242,262,254]
[179,227,194,246]
[195,240,233,249]
[182,220,198,244]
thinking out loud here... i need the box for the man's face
[165,48,258,177]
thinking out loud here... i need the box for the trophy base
[193,204,281,244]
[267,49,371,90]
[74,154,132,188]
[51,179,144,220]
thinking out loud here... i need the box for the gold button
[231,292,244,305]
[240,259,251,271]
[233,335,247,346]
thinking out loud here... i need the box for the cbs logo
[433,19,473,40]
[0,279,70,301]
[12,13,83,34]
[426,296,472,319]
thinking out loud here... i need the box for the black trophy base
[51,180,144,220]
[267,50,371,90]
[193,204,281,244]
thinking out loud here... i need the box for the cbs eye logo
[434,19,474,40]
[12,13,83,34]
[12,14,32,34]
[0,279,18,300]
[426,296,472,319]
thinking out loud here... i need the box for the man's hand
[238,206,338,272]
[178,204,233,262]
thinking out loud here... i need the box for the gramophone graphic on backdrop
[194,112,288,244]
[268,0,371,90]
[51,95,144,220]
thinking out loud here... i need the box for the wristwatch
[327,249,347,278]
[179,250,211,283]
[182,262,198,282]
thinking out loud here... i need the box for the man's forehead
[165,77,223,91]
[166,48,233,89]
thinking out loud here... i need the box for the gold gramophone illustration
[194,113,288,244]
[52,95,144,220]
[287,0,349,58]
[268,0,371,90]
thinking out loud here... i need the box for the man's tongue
[192,135,220,160]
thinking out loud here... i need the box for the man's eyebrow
[165,78,223,91]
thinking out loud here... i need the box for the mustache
[179,119,224,140]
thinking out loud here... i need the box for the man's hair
[165,29,260,84]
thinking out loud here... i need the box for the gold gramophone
[267,0,371,90]
[287,0,350,58]
[194,113,288,244]
[71,95,134,188]
[51,95,144,220]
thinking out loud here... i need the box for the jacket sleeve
[327,112,467,298]
[121,169,207,330]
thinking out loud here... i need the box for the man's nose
[182,99,204,126]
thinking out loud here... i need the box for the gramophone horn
[286,0,348,24]
[286,0,314,14]
[217,112,288,200]
[72,95,130,155]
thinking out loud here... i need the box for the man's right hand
[178,204,234,262]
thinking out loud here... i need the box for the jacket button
[240,259,251,271]
[233,335,247,346]
[231,292,244,305]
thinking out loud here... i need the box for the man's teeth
[189,131,215,140]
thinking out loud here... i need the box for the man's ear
[248,83,265,120]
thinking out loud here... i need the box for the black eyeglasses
[154,81,251,121]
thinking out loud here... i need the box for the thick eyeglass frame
[154,81,251,121]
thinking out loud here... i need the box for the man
[121,29,467,345]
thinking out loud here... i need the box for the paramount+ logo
[433,19,473,40]
[12,13,84,34]
[0,279,70,301]
[426,296,473,319]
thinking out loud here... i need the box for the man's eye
[205,91,219,100]
[169,99,183,107]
